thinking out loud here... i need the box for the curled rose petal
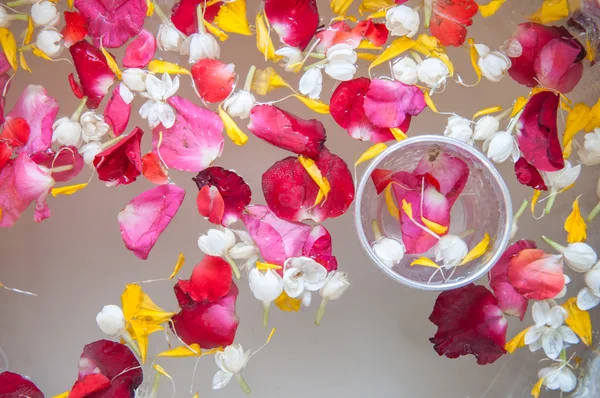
[412,151,469,206]
[118,183,186,260]
[262,148,355,223]
[191,59,235,104]
[75,0,148,48]
[514,157,548,191]
[302,225,338,272]
[429,284,507,365]
[0,153,54,227]
[94,127,143,186]
[153,96,224,173]
[123,29,156,69]
[264,0,319,51]
[171,0,222,36]
[141,152,168,185]
[507,249,565,300]
[31,146,84,183]
[9,85,59,155]
[363,79,426,128]
[517,91,564,172]
[70,41,116,109]
[62,11,88,48]
[69,73,85,99]
[429,0,479,47]
[177,256,232,303]
[330,78,395,143]
[241,205,312,265]
[104,84,132,137]
[248,105,326,158]
[0,371,44,398]
[192,167,251,227]
[172,282,239,349]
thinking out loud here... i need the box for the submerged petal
[177,256,232,303]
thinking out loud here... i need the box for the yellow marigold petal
[256,11,281,61]
[358,40,381,50]
[355,143,387,166]
[330,0,354,16]
[389,127,407,141]
[479,0,507,17]
[473,106,502,119]
[357,52,378,61]
[367,10,387,19]
[359,0,396,15]
[203,20,228,41]
[31,46,53,61]
[256,261,282,270]
[563,103,591,158]
[585,97,600,131]
[153,364,173,379]
[384,184,399,221]
[147,60,191,75]
[410,257,440,269]
[401,199,413,219]
[467,38,482,84]
[101,46,122,80]
[266,328,276,344]
[146,0,154,16]
[529,0,569,24]
[19,52,31,73]
[218,107,249,146]
[531,377,544,398]
[369,37,415,72]
[424,91,439,113]
[562,297,593,346]
[251,67,290,95]
[274,291,302,312]
[565,196,587,243]
[67,0,74,9]
[157,344,203,357]
[213,0,252,36]
[129,319,149,364]
[52,392,70,398]
[511,96,528,117]
[421,217,448,235]
[51,183,88,197]
[25,17,34,45]
[0,28,18,71]
[531,189,542,216]
[505,327,530,353]
[459,233,490,266]
[168,253,185,279]
[299,155,330,205]
[586,37,596,62]
[293,94,330,114]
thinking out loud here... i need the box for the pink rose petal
[94,127,143,186]
[0,142,10,171]
[123,29,156,69]
[264,0,319,51]
[153,96,224,173]
[9,85,59,155]
[191,59,235,103]
[104,85,131,137]
[75,0,148,48]
[507,249,565,300]
[534,38,584,94]
[70,41,116,109]
[302,225,338,272]
[241,205,312,265]
[118,183,186,260]
[363,79,426,128]
[248,105,326,159]
[413,151,470,206]
[0,371,44,398]
[31,146,84,183]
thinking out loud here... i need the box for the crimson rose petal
[0,371,44,398]
[0,142,10,171]
[31,146,84,183]
[172,282,239,349]
[70,41,116,109]
[75,0,147,48]
[302,225,338,272]
[517,91,564,172]
[429,284,507,365]
[192,167,251,227]
[104,85,132,137]
[264,0,319,51]
[191,59,235,104]
[429,0,478,47]
[70,373,112,398]
[355,20,389,47]
[262,148,355,223]
[62,11,88,48]
[69,73,85,99]
[363,79,426,128]
[241,205,312,265]
[514,157,548,191]
[118,183,186,260]
[177,256,232,303]
[94,127,143,186]
[171,0,222,36]
[153,96,224,173]
[248,105,326,158]
[507,249,565,300]
[123,29,156,69]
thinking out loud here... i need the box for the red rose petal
[514,157,548,191]
[192,167,251,227]
[78,340,142,389]
[123,29,156,69]
[31,146,84,183]
[70,373,111,398]
[429,0,478,47]
[196,185,225,225]
[0,142,10,171]
[171,0,222,36]
[62,11,88,48]
[104,85,131,137]
[262,148,355,223]
[264,0,319,51]
[248,105,326,159]
[69,73,85,99]
[517,91,564,172]
[330,78,395,143]
[0,371,44,398]
[191,59,235,103]
[363,79,426,128]
[70,41,116,109]
[507,248,565,300]
[141,152,168,185]
[94,127,143,186]
[302,225,338,272]
[1,117,30,148]
[355,20,388,47]
[429,284,507,365]
[534,37,584,94]
[177,256,232,303]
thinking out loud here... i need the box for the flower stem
[544,191,557,215]
[224,254,241,280]
[409,51,423,64]
[150,372,161,398]
[495,107,513,121]
[71,96,88,121]
[122,331,142,358]
[514,199,528,221]
[243,65,256,92]
[10,14,30,21]
[541,235,566,254]
[315,298,328,325]
[308,53,326,59]
[196,4,206,34]
[101,133,126,149]
[262,302,270,327]
[50,164,74,174]
[423,0,433,28]
[7,0,35,7]
[151,0,170,25]
[234,373,251,395]
[303,59,327,72]
[371,219,382,240]
[588,200,600,222]
[506,109,524,135]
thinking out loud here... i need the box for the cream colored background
[0,1,598,397]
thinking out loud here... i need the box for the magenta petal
[31,146,84,183]
[0,371,44,398]
[264,0,319,51]
[75,0,147,48]
[302,225,338,272]
[514,157,548,191]
[517,91,564,172]
[123,29,156,68]
[70,41,116,109]
[104,85,131,136]
[534,38,584,94]
[0,153,54,227]
[118,183,186,259]
[153,96,224,173]
[413,152,470,206]
[248,105,326,158]
[9,85,59,155]
[363,79,426,128]
[241,205,311,265]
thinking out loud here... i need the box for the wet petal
[1,117,30,148]
[355,20,389,47]
[302,225,338,272]
[104,84,132,136]
[171,0,222,36]
[61,11,88,48]
[412,151,470,206]
[191,59,235,103]
[264,0,320,51]
[78,339,142,386]
[123,29,156,68]
[177,256,232,303]
[507,249,565,300]
[94,127,143,185]
[69,373,111,397]
[315,20,361,53]
[70,40,116,109]
[363,79,426,128]
[429,0,479,47]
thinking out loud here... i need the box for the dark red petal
[69,73,85,99]
[78,340,142,386]
[69,374,111,398]
[412,151,470,206]
[517,91,564,172]
[171,0,222,36]
[0,371,44,398]
[429,0,478,47]
[363,79,426,128]
[248,105,326,158]
[104,85,131,136]
[70,40,116,109]
[514,157,548,191]
[429,284,507,365]
[172,282,239,349]
[330,78,394,143]
[354,20,388,47]
[191,59,235,103]
[196,185,225,225]
[123,29,156,69]
[31,146,84,183]
[1,117,30,147]
[62,11,88,48]
[141,152,169,185]
[93,127,143,186]
[534,38,584,94]
[178,256,232,303]
[264,0,319,51]
[192,167,251,227]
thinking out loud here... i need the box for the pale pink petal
[315,21,361,53]
[507,249,565,300]
[534,38,584,94]
[118,183,186,259]
[123,29,156,68]
[153,96,224,172]
[9,85,59,155]
[104,85,131,136]
[363,79,426,128]
[492,282,529,320]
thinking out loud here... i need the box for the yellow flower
[564,196,587,243]
[251,67,290,96]
[274,292,302,312]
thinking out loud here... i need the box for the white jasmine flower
[223,90,256,119]
[80,142,103,165]
[316,271,350,325]
[435,234,469,267]
[484,131,519,163]
[299,67,323,99]
[96,305,126,337]
[444,115,474,145]
[157,24,183,52]
[473,115,500,141]
[181,32,220,63]
[274,46,303,72]
[392,57,419,85]
[475,44,511,82]
[552,274,570,300]
[36,27,63,58]
[80,111,110,143]
[542,235,597,273]
[417,58,449,89]
[31,1,60,27]
[228,230,259,270]
[122,68,148,92]
[324,44,357,81]
[578,128,600,165]
[524,301,578,359]
[372,237,405,268]
[385,5,420,38]
[537,361,577,394]
[249,268,283,326]
[139,73,179,129]
[213,344,252,393]
[283,257,328,303]
[577,263,600,310]
[198,228,236,257]
[52,117,83,147]
[545,161,581,191]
